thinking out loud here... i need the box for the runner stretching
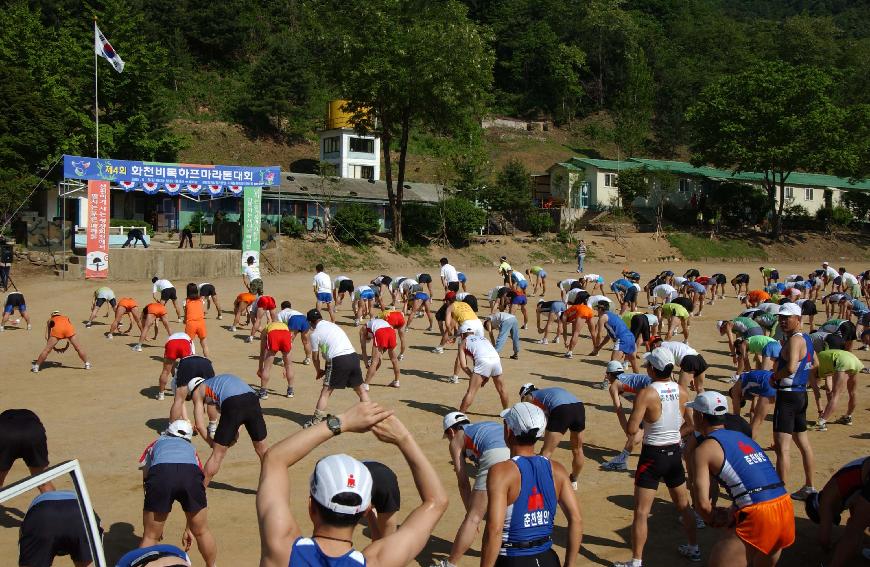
[32,310,89,372]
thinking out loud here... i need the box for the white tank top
[643,381,682,446]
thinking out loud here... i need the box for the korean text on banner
[86,180,110,279]
[241,187,262,274]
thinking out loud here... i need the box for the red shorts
[383,311,405,329]
[734,494,795,555]
[267,329,292,353]
[164,338,192,361]
[373,327,397,350]
[257,296,276,311]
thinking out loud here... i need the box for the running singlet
[265,321,289,333]
[618,373,651,393]
[185,298,205,321]
[732,317,760,335]
[706,429,785,508]
[643,381,682,446]
[140,435,201,468]
[604,313,634,344]
[202,374,254,408]
[290,537,365,567]
[452,301,476,324]
[739,370,776,398]
[367,318,391,333]
[277,309,303,325]
[95,287,114,299]
[658,341,697,365]
[463,335,499,361]
[832,457,870,504]
[661,303,689,318]
[774,333,813,391]
[501,456,557,556]
[529,388,579,412]
[611,279,632,293]
[817,350,863,376]
[558,279,578,291]
[462,422,507,461]
[746,335,777,354]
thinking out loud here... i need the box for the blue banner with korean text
[63,155,280,188]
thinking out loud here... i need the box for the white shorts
[474,448,511,490]
[473,357,503,377]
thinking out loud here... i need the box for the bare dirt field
[0,258,867,566]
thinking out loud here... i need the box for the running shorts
[174,356,215,390]
[324,353,364,390]
[374,327,397,350]
[761,342,781,358]
[770,270,780,280]
[316,292,334,303]
[772,390,808,434]
[185,320,207,340]
[435,303,448,323]
[635,443,686,490]
[474,447,511,491]
[338,279,355,294]
[800,301,817,316]
[146,303,167,317]
[672,297,694,313]
[417,273,432,284]
[164,338,193,361]
[19,498,99,567]
[473,356,502,377]
[4,293,25,313]
[358,289,375,300]
[248,278,264,296]
[630,314,650,342]
[511,294,527,305]
[288,315,310,332]
[613,338,637,355]
[267,329,292,353]
[144,463,207,514]
[458,272,467,283]
[214,392,267,446]
[734,494,795,555]
[447,281,460,292]
[257,296,276,311]
[733,274,750,284]
[364,461,401,513]
[236,293,255,306]
[383,311,406,329]
[680,354,708,376]
[160,287,177,302]
[0,409,48,470]
[835,321,857,342]
[118,298,137,311]
[49,319,75,340]
[545,402,585,434]
[624,286,638,303]
[516,280,528,290]
[536,270,547,279]
[714,274,727,284]
[415,292,430,301]
[199,284,216,297]
[495,549,559,567]
[94,297,117,309]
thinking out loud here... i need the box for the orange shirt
[747,290,770,304]
[185,298,205,322]
[49,315,75,338]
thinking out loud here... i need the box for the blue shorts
[288,315,310,332]
[614,336,637,355]
[537,270,547,279]
[3,304,25,314]
[512,295,527,305]
[458,272,467,283]
[516,280,528,290]
[316,292,333,303]
[761,342,782,358]
[359,290,375,300]
[414,292,429,301]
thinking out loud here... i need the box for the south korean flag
[94,22,125,73]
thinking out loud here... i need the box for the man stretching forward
[256,402,448,567]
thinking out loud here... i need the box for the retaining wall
[104,248,243,281]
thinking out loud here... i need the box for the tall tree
[611,47,654,157]
[316,0,493,243]
[687,61,847,236]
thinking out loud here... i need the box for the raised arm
[364,417,448,567]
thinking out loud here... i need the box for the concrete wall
[106,248,243,281]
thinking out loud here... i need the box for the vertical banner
[241,186,262,273]
[86,180,110,278]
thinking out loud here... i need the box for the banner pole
[94,19,99,159]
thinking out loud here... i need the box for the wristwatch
[326,414,342,436]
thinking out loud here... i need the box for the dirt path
[0,259,867,566]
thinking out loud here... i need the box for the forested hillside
[2,0,869,207]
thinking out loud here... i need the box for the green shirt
[662,303,689,319]
[530,266,544,275]
[499,261,512,274]
[817,350,863,376]
[746,335,777,354]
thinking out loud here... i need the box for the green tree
[333,204,380,244]
[614,167,647,210]
[687,61,847,236]
[444,197,486,246]
[316,0,493,243]
[483,159,533,224]
[612,47,654,156]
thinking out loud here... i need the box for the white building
[318,100,381,181]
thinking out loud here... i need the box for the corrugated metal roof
[269,173,441,203]
[568,157,641,170]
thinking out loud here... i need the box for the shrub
[280,215,306,237]
[402,203,441,245]
[556,229,571,243]
[527,212,554,236]
[185,211,208,233]
[815,206,853,228]
[443,197,486,247]
[782,204,812,228]
[333,204,380,244]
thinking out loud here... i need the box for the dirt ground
[0,258,867,566]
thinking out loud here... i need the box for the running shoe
[677,544,701,562]
[245,336,254,343]
[521,324,527,329]
[536,338,549,345]
[303,357,311,365]
[694,510,706,529]
[85,322,92,328]
[0,326,4,332]
[834,415,852,426]
[569,474,578,491]
[433,346,444,354]
[105,333,113,339]
[601,458,627,472]
[286,387,294,398]
[156,391,164,401]
[31,364,39,373]
[354,319,361,326]
[790,486,817,501]
[258,388,269,400]
[553,336,560,344]
[510,353,519,360]
[84,362,91,370]
[564,351,573,359]
[27,323,33,329]
[132,344,143,352]
[595,378,610,390]
[398,354,405,361]
[230,326,236,332]
[448,375,459,384]
[426,326,433,331]
[388,380,400,388]
[814,419,827,431]
[217,314,223,320]
[726,375,739,384]
[611,561,637,567]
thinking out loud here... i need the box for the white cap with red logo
[685,391,730,416]
[309,454,372,515]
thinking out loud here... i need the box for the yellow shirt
[265,321,289,333]
[452,301,477,324]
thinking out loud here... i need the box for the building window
[322,136,340,154]
[349,137,374,154]
[604,173,618,187]
[805,187,814,201]
[784,186,794,201]
[679,178,693,193]
[348,165,375,180]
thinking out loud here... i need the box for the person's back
[643,380,681,446]
[500,455,557,554]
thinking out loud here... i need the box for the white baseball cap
[309,454,372,515]
[165,419,193,441]
[686,391,730,416]
[518,383,536,397]
[822,261,829,266]
[606,360,625,374]
[778,303,802,317]
[442,411,469,434]
[642,347,675,371]
[500,402,546,437]
[186,376,206,400]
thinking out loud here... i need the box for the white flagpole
[94,19,99,158]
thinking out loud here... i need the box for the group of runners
[2,256,869,567]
